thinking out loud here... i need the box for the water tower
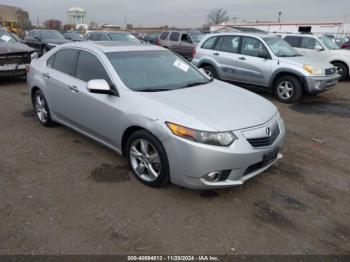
[67,7,86,25]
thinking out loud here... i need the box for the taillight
[156,38,160,46]
[341,44,348,49]
[192,47,196,58]
[26,65,30,73]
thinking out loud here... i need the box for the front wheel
[274,75,303,103]
[126,130,170,188]
[332,62,348,81]
[202,65,218,79]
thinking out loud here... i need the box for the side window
[160,32,169,40]
[52,49,78,76]
[241,37,267,57]
[201,36,218,50]
[47,54,55,67]
[284,36,301,48]
[88,33,98,41]
[220,36,240,53]
[34,31,41,39]
[75,50,111,84]
[301,37,322,49]
[99,33,109,41]
[181,34,192,43]
[214,37,224,51]
[169,32,180,42]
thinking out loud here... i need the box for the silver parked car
[192,33,340,103]
[27,41,285,189]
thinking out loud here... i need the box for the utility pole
[278,11,282,23]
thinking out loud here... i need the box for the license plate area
[263,147,279,166]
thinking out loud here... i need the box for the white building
[211,22,350,37]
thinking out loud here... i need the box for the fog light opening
[204,172,221,182]
[314,81,321,90]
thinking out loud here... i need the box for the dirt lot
[0,78,349,255]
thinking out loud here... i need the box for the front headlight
[166,122,237,146]
[303,64,324,76]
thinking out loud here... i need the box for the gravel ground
[0,78,349,255]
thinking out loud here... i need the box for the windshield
[39,30,64,40]
[109,33,140,43]
[318,36,339,50]
[0,31,16,43]
[107,50,209,91]
[264,37,301,57]
[190,33,204,42]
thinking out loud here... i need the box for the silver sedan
[27,41,285,189]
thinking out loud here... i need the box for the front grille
[325,67,337,75]
[247,125,280,148]
[0,53,31,66]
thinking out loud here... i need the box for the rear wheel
[33,89,55,127]
[332,62,348,81]
[202,65,218,79]
[274,75,303,103]
[126,130,170,188]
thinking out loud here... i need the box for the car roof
[207,32,275,39]
[60,41,165,53]
[278,33,319,37]
[88,31,130,34]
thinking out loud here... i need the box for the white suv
[281,34,350,81]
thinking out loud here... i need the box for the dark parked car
[341,39,350,49]
[144,33,159,45]
[0,29,36,77]
[62,32,85,41]
[24,29,71,56]
[85,31,140,43]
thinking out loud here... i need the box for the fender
[268,67,306,88]
[197,57,223,79]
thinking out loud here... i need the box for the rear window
[160,32,169,40]
[52,49,78,76]
[201,36,218,50]
[170,32,180,42]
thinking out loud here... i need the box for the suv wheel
[274,75,302,103]
[33,89,55,126]
[126,130,170,188]
[202,65,218,79]
[332,62,348,81]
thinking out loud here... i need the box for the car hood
[0,42,34,54]
[279,55,333,69]
[42,38,71,44]
[140,80,277,131]
[328,49,350,57]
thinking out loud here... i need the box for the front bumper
[0,64,27,77]
[163,115,286,189]
[303,74,340,94]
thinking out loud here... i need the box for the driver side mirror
[315,46,324,51]
[87,79,117,95]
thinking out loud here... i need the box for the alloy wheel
[277,81,294,100]
[35,93,48,123]
[129,139,161,182]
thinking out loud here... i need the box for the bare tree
[207,8,230,25]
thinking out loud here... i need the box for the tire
[332,62,348,81]
[33,89,55,127]
[126,130,170,188]
[202,65,218,79]
[274,75,303,103]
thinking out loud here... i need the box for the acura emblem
[266,127,271,137]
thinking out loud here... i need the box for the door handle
[239,57,246,60]
[69,85,79,93]
[43,73,50,79]
[213,52,220,56]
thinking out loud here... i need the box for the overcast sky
[1,0,350,27]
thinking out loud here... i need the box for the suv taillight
[156,38,160,46]
[341,43,348,49]
[192,47,196,58]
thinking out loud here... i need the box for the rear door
[234,36,273,86]
[44,48,80,123]
[214,35,241,81]
[169,32,181,54]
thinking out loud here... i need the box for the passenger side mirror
[87,79,116,95]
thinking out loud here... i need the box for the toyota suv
[281,33,350,81]
[159,30,204,60]
[192,33,340,103]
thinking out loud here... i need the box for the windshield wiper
[138,88,172,92]
[178,81,210,89]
